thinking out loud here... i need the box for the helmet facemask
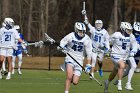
[74,22,86,40]
[95,20,103,30]
[120,22,133,37]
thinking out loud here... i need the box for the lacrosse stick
[45,33,102,86]
[27,41,44,48]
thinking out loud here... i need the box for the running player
[104,22,137,92]
[58,22,92,93]
[82,10,110,78]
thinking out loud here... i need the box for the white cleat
[117,84,122,91]
[6,76,11,80]
[18,70,22,75]
[125,83,133,91]
[104,80,109,93]
[89,75,94,80]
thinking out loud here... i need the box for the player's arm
[130,34,138,56]
[84,37,92,73]
[104,31,110,50]
[81,10,94,34]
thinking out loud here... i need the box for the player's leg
[12,55,16,74]
[6,49,14,80]
[97,53,104,77]
[6,56,12,80]
[17,54,22,74]
[1,58,8,75]
[125,57,137,90]
[104,67,118,93]
[90,52,97,79]
[0,48,7,79]
[64,63,74,93]
[117,59,125,91]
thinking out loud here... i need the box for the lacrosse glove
[85,64,91,74]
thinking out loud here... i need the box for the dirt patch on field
[14,57,140,71]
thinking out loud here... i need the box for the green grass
[0,70,139,93]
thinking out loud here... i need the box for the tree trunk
[27,0,33,41]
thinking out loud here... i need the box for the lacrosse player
[133,22,140,65]
[11,25,28,75]
[81,10,110,78]
[58,22,92,93]
[0,18,26,80]
[104,22,137,92]
[113,22,140,91]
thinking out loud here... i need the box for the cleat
[104,80,109,93]
[89,75,94,80]
[117,84,122,91]
[4,71,8,75]
[113,80,118,85]
[99,69,103,77]
[6,76,11,80]
[125,83,133,91]
[18,70,22,75]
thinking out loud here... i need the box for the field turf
[0,70,139,93]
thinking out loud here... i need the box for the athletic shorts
[0,48,13,56]
[65,57,83,76]
[91,51,104,67]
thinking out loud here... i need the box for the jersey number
[94,35,101,42]
[72,45,83,52]
[5,35,11,41]
[122,42,127,50]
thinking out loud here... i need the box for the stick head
[44,33,55,44]
[34,41,44,48]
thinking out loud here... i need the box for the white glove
[81,10,87,15]
[129,51,136,57]
[85,64,91,74]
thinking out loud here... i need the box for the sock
[91,73,94,77]
[65,91,69,93]
[118,80,122,85]
[7,72,11,77]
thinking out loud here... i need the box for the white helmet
[95,20,103,30]
[14,25,20,30]
[3,18,14,28]
[120,22,133,35]
[74,22,86,39]
[133,22,140,31]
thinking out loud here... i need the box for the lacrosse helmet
[3,18,14,29]
[120,22,133,36]
[95,20,103,30]
[74,22,86,40]
[133,22,140,31]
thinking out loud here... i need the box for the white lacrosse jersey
[110,32,137,56]
[0,27,20,48]
[60,32,92,65]
[87,23,110,51]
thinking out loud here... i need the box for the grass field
[0,70,139,93]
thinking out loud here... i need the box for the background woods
[0,0,140,56]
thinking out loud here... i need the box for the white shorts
[91,52,104,67]
[65,57,83,76]
[111,54,126,69]
[0,48,13,56]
